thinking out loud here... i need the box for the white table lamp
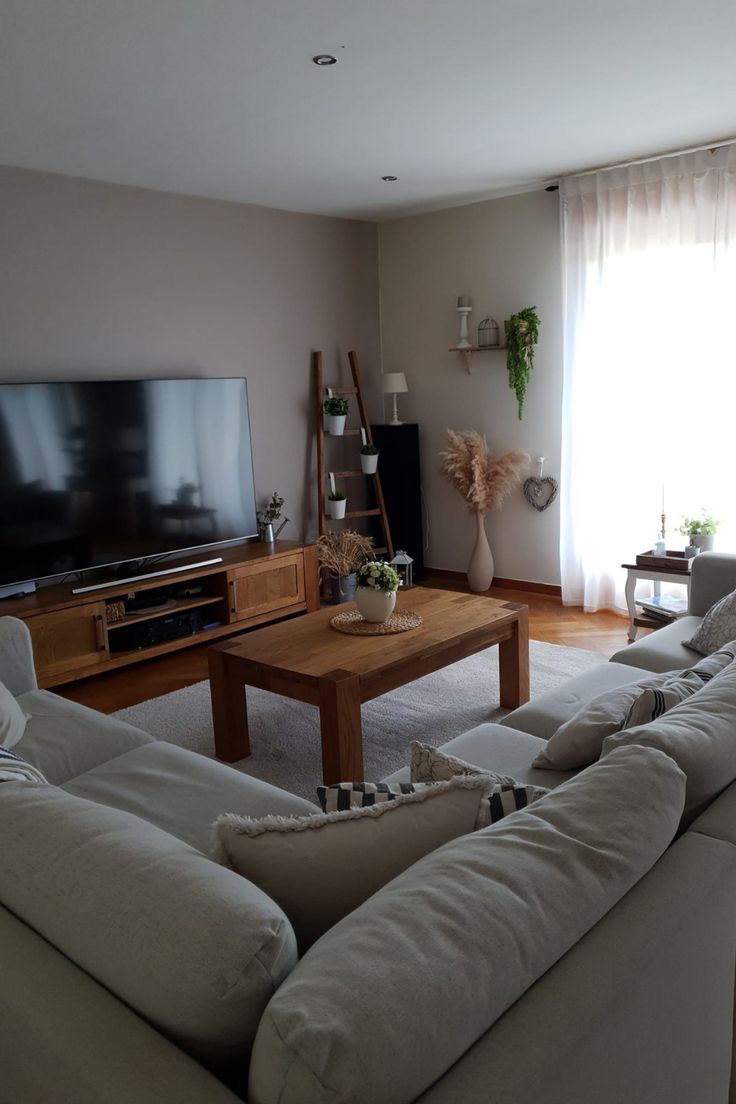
[382,372,408,426]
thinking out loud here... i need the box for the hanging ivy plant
[505,306,540,420]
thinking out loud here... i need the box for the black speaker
[371,423,424,580]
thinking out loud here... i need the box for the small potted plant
[324,396,349,436]
[360,442,379,474]
[327,489,347,519]
[679,512,718,553]
[504,306,540,420]
[316,530,374,603]
[355,560,401,623]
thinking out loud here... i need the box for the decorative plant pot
[326,572,357,604]
[360,452,379,474]
[693,534,715,552]
[327,414,346,436]
[355,586,397,623]
[328,498,347,520]
[467,510,494,592]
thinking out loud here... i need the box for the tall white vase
[467,510,494,592]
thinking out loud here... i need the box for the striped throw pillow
[317,781,421,812]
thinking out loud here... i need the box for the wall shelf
[448,345,506,374]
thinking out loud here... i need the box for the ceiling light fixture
[312,54,337,66]
[382,175,398,182]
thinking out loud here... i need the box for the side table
[621,561,692,642]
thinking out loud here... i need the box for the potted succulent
[324,396,349,436]
[504,306,540,420]
[355,560,401,623]
[360,442,380,474]
[316,530,374,604]
[327,489,347,519]
[679,512,718,553]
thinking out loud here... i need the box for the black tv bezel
[0,375,259,589]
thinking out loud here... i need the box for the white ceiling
[1,0,735,222]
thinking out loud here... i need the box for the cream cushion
[0,679,29,749]
[215,776,486,952]
[248,745,685,1104]
[0,783,298,1071]
[605,658,736,825]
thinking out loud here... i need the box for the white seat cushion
[64,741,318,853]
[15,689,154,784]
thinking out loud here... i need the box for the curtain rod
[555,134,736,184]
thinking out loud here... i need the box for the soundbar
[72,557,224,595]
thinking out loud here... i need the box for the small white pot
[328,497,346,519]
[360,452,379,474]
[327,414,346,436]
[693,534,715,552]
[355,585,396,623]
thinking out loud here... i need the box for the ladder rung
[328,428,361,436]
[323,509,382,521]
[373,546,389,554]
[330,470,365,478]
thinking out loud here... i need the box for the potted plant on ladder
[360,442,379,474]
[327,489,347,519]
[324,395,349,435]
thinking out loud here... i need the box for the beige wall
[0,165,380,542]
[379,189,563,585]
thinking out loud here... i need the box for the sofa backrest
[689,552,736,617]
[0,782,299,1082]
[247,745,686,1104]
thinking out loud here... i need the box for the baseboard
[423,567,562,598]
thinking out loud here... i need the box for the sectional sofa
[2,551,736,1104]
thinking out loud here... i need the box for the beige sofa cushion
[248,745,685,1104]
[604,657,736,825]
[0,784,298,1072]
[215,777,486,952]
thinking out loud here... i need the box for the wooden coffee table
[208,587,529,784]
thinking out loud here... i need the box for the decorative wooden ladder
[314,349,394,559]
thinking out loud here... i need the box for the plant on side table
[327,489,347,519]
[679,512,718,553]
[324,396,349,436]
[441,430,529,592]
[316,530,375,604]
[504,306,540,420]
[360,442,380,474]
[355,561,402,623]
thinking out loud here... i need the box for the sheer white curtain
[560,146,736,612]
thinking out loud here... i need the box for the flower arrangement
[323,396,349,416]
[440,431,529,514]
[356,561,401,593]
[678,512,718,538]
[316,531,374,577]
[257,492,284,526]
[505,306,540,419]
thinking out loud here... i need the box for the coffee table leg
[499,607,530,709]
[318,669,363,784]
[209,649,251,762]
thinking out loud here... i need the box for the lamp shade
[382,372,408,395]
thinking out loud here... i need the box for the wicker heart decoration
[523,476,559,512]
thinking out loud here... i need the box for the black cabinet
[371,423,424,580]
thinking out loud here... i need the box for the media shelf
[2,541,319,688]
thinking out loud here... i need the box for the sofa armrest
[0,904,242,1104]
[689,553,736,617]
[0,616,38,695]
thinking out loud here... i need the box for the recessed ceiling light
[312,54,337,66]
[382,175,398,182]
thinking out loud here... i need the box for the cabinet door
[28,603,108,682]
[228,554,305,623]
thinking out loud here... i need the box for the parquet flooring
[58,581,631,714]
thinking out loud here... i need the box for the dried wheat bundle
[441,430,529,514]
[316,530,374,577]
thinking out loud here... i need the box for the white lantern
[390,550,414,589]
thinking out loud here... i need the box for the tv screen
[0,378,258,588]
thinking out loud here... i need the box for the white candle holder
[456,305,472,349]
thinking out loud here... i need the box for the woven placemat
[330,610,423,635]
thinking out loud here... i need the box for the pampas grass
[316,530,374,577]
[440,431,529,514]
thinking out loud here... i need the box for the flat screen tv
[0,378,258,589]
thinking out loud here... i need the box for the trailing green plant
[360,443,379,455]
[356,560,401,592]
[328,489,347,501]
[324,396,349,416]
[505,306,540,420]
[678,512,718,538]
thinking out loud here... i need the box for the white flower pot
[355,586,397,623]
[327,414,346,436]
[693,534,715,552]
[360,452,379,474]
[328,498,346,519]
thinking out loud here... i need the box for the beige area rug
[113,640,604,800]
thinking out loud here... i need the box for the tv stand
[2,542,318,688]
[72,557,224,594]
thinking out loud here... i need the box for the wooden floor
[58,582,632,714]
